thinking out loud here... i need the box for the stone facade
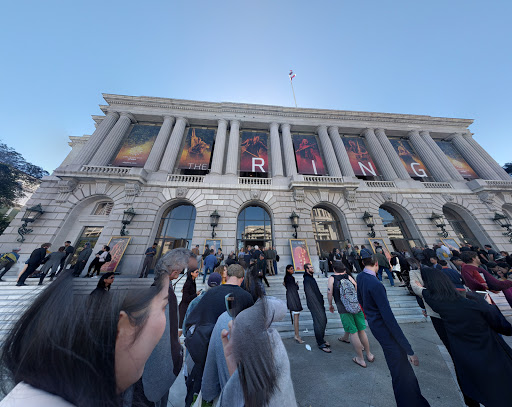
[1,94,512,276]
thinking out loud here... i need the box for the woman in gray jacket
[38,247,66,285]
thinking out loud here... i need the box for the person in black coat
[257,253,270,287]
[303,263,330,352]
[357,256,430,407]
[178,269,200,327]
[283,264,304,343]
[17,243,52,286]
[421,270,512,407]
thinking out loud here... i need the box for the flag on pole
[289,70,296,81]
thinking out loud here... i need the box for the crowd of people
[1,239,512,407]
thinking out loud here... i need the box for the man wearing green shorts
[328,263,374,368]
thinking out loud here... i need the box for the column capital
[280,123,291,131]
[360,128,375,137]
[217,118,228,126]
[444,132,462,141]
[175,117,188,126]
[120,112,137,123]
[316,124,328,133]
[327,125,339,133]
[406,130,420,138]
[230,119,241,128]
[162,114,175,122]
[104,110,120,118]
[269,122,279,131]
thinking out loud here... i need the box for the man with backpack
[328,263,374,368]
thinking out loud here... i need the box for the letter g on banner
[411,162,427,177]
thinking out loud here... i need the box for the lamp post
[290,211,300,238]
[120,207,136,236]
[492,212,512,242]
[210,210,220,238]
[17,203,44,243]
[362,211,376,238]
[429,212,448,238]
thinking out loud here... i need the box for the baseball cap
[208,272,222,287]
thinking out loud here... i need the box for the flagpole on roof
[289,70,297,108]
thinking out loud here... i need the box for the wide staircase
[1,270,511,342]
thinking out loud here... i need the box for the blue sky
[1,0,511,173]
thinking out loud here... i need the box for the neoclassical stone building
[2,93,512,275]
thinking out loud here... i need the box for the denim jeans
[202,266,213,284]
[378,266,395,286]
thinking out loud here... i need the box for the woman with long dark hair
[0,272,169,406]
[419,268,512,407]
[218,297,297,407]
[90,272,115,294]
[283,264,304,344]
[178,268,200,327]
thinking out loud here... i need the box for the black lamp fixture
[290,211,300,238]
[210,210,220,238]
[120,207,136,236]
[429,211,448,238]
[492,212,512,242]
[362,211,376,238]
[17,203,44,243]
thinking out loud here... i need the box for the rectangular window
[93,202,114,216]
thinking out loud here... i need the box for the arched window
[311,206,344,259]
[379,205,420,252]
[154,204,196,262]
[237,205,273,250]
[443,206,479,247]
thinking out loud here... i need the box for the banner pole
[290,79,297,108]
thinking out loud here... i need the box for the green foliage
[0,163,24,207]
[0,142,49,179]
[503,162,512,175]
[0,212,10,235]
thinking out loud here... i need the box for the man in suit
[356,255,430,407]
[17,243,52,286]
[57,241,75,275]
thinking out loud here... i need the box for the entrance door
[311,206,345,260]
[237,205,273,254]
[71,226,104,265]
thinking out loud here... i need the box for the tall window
[237,206,272,250]
[311,206,344,259]
[154,204,196,262]
[70,226,104,265]
[443,206,479,247]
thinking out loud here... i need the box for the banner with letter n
[240,131,268,173]
[342,137,380,177]
[292,134,327,175]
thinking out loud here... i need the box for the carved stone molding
[292,188,305,210]
[250,189,261,200]
[478,191,496,210]
[343,189,357,210]
[124,183,141,205]
[56,179,78,203]
[94,182,110,196]
[442,194,455,203]
[176,187,188,198]
[381,192,393,202]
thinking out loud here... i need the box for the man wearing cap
[0,248,21,281]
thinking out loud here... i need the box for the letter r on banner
[252,158,265,172]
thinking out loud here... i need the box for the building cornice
[99,93,474,129]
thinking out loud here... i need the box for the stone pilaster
[210,119,228,175]
[269,122,284,177]
[327,126,355,177]
[89,112,135,166]
[361,128,397,181]
[225,120,240,176]
[317,125,342,177]
[374,128,410,180]
[419,131,464,181]
[281,123,297,177]
[143,115,175,172]
[158,117,187,173]
[407,130,451,182]
[449,133,498,180]
[73,111,119,166]
[463,134,510,180]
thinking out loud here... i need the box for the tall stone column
[89,112,135,166]
[419,131,464,181]
[269,122,284,177]
[159,117,187,173]
[210,119,228,175]
[225,120,240,176]
[463,134,510,180]
[449,133,498,180]
[374,128,410,180]
[281,123,297,177]
[327,126,355,177]
[73,111,119,166]
[317,126,342,177]
[361,128,398,181]
[144,115,175,172]
[407,130,451,182]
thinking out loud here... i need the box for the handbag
[276,254,280,262]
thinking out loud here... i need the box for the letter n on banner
[342,137,380,177]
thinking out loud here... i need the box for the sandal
[338,337,350,343]
[319,344,332,353]
[324,341,330,347]
[295,337,305,344]
[367,355,375,363]
[352,357,367,368]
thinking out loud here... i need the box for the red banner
[240,131,268,173]
[389,139,429,178]
[292,134,327,175]
[342,137,379,176]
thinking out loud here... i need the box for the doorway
[237,205,273,253]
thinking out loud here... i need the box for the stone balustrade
[303,175,344,184]
[167,174,205,183]
[80,165,131,175]
[238,177,273,185]
[365,180,396,188]
[422,182,453,189]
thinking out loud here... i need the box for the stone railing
[485,180,512,188]
[365,180,396,188]
[80,165,131,175]
[303,176,344,183]
[422,182,453,189]
[238,177,273,185]
[167,174,205,183]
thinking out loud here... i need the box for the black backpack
[105,252,112,262]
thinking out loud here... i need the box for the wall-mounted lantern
[210,210,220,238]
[290,211,300,238]
[120,207,136,236]
[492,212,512,242]
[17,204,44,243]
[429,212,448,238]
[362,211,376,238]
